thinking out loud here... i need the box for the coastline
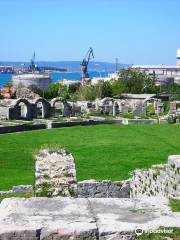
[0,71,111,88]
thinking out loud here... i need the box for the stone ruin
[0,97,79,120]
[0,92,165,121]
[34,148,130,198]
[34,148,180,199]
[94,94,164,116]
[0,197,179,240]
[16,87,40,99]
[35,148,77,197]
[0,98,51,120]
[170,101,180,117]
[130,155,180,198]
[0,148,179,239]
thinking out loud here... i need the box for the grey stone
[0,198,97,240]
[12,185,33,193]
[0,197,179,240]
[16,87,40,99]
[35,149,77,197]
[77,180,130,198]
[0,185,33,195]
[130,155,180,198]
[0,98,51,120]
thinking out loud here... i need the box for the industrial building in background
[131,48,180,85]
[12,53,51,91]
[12,73,51,91]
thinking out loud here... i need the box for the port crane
[80,47,94,84]
[29,52,37,72]
[28,52,67,73]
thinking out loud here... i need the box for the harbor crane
[29,52,37,71]
[28,52,67,73]
[80,47,94,84]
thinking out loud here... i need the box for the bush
[147,103,155,115]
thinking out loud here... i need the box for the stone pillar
[35,148,77,197]
[170,102,177,113]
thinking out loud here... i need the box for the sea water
[0,71,110,87]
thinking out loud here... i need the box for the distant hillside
[0,61,128,72]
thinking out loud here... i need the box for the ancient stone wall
[0,185,33,195]
[35,148,77,197]
[77,180,130,198]
[0,107,9,120]
[31,148,180,199]
[130,155,180,198]
[16,87,40,99]
[0,123,46,134]
[34,148,131,198]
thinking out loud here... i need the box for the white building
[131,48,180,85]
[131,65,180,85]
[12,73,51,91]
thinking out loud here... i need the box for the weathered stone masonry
[35,148,180,198]
[34,148,131,198]
[130,155,180,198]
[35,148,77,197]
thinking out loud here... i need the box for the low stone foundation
[0,185,33,195]
[34,148,131,198]
[77,180,130,198]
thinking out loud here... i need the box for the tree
[76,85,96,101]
[46,83,60,98]
[91,80,112,99]
[45,83,70,100]
[118,69,157,94]
[68,83,80,94]
[160,83,180,100]
[111,79,128,96]
[76,81,113,101]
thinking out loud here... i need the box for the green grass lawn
[0,124,180,190]
[170,199,180,212]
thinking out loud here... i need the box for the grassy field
[170,199,180,212]
[0,124,180,190]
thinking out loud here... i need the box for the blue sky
[0,0,180,64]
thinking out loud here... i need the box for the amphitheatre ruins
[0,83,179,240]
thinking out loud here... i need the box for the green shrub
[147,103,155,115]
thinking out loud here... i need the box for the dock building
[131,49,180,85]
[12,73,51,91]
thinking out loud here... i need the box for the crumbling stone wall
[0,185,33,195]
[35,148,77,197]
[34,148,130,198]
[77,180,130,198]
[16,87,40,99]
[35,148,179,199]
[130,155,180,198]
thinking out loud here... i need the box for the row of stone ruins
[0,96,168,121]
[0,91,180,120]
